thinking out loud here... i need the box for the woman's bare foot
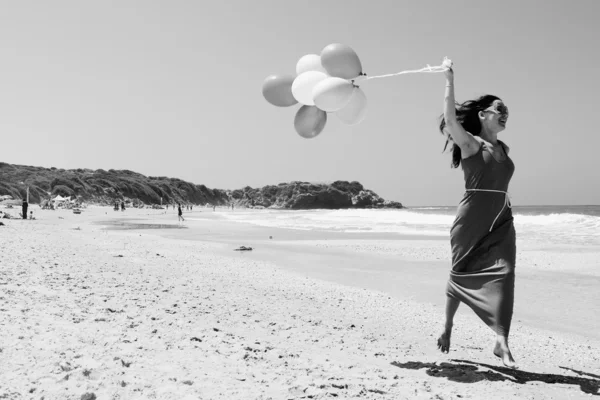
[493,341,517,368]
[437,329,452,354]
[438,297,459,354]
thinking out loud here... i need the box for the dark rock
[232,181,400,210]
[381,200,403,209]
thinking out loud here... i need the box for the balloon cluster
[262,43,366,139]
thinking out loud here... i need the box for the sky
[1,0,599,206]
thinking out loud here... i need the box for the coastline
[1,206,599,399]
[101,207,600,341]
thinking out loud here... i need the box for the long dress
[447,141,516,336]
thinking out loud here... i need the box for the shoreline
[100,208,600,342]
[1,206,599,399]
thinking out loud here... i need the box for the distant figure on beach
[121,201,125,211]
[22,199,28,220]
[190,205,193,211]
[436,66,516,368]
[178,204,185,222]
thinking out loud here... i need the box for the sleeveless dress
[447,141,516,336]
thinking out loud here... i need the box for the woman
[437,66,516,368]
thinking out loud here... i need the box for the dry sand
[1,206,599,399]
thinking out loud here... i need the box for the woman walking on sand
[436,65,516,368]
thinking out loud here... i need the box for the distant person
[190,205,193,211]
[22,199,28,220]
[436,65,516,368]
[121,201,125,211]
[178,204,185,222]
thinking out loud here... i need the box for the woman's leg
[494,265,517,368]
[437,295,460,353]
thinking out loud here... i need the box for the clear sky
[1,0,598,206]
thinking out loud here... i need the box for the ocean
[221,205,600,247]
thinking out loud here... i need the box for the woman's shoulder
[473,137,510,154]
[473,136,485,145]
[498,140,510,154]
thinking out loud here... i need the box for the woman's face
[481,100,509,132]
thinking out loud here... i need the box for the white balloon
[296,54,327,75]
[336,87,367,125]
[312,77,355,112]
[292,71,328,106]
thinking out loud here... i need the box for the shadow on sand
[391,360,600,396]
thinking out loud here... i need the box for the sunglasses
[483,103,509,118]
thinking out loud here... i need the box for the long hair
[439,94,500,168]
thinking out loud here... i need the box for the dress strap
[465,189,512,232]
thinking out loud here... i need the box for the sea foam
[221,208,600,246]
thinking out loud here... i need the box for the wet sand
[111,208,600,341]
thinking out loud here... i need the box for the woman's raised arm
[443,68,480,157]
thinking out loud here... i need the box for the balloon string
[365,65,448,80]
[362,58,452,81]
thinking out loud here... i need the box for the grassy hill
[0,163,228,206]
[0,162,403,209]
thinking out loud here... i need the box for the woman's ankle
[496,335,510,347]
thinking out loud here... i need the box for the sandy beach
[1,206,599,399]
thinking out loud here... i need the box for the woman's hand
[444,66,454,81]
[442,57,453,81]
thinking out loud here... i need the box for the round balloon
[296,54,327,75]
[294,105,327,139]
[292,71,328,106]
[336,87,367,125]
[312,77,355,112]
[321,43,362,80]
[262,75,298,107]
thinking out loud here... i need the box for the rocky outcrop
[230,181,402,210]
[0,162,403,209]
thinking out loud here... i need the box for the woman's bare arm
[443,68,480,158]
